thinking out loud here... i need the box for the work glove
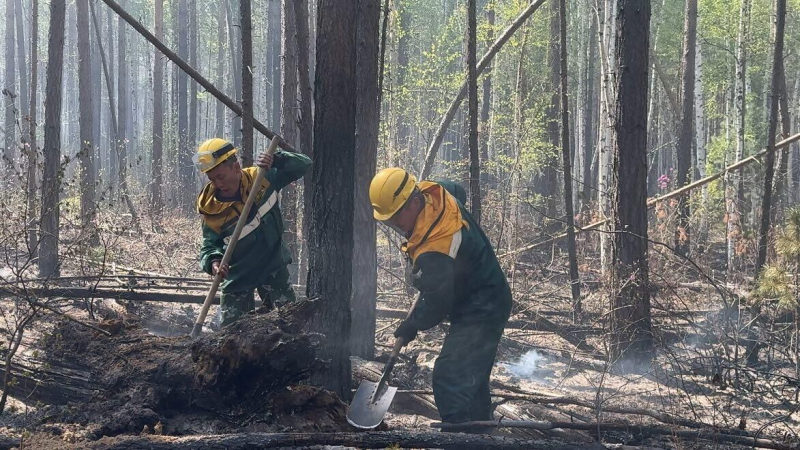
[394,319,418,344]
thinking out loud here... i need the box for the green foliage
[754,208,800,309]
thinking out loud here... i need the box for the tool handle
[191,136,281,338]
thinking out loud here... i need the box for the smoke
[504,350,545,379]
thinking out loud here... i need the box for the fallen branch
[499,131,800,258]
[90,431,611,450]
[431,421,796,450]
[98,0,293,151]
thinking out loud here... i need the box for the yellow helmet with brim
[194,138,238,173]
[369,167,417,221]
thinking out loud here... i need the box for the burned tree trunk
[608,0,654,369]
[307,0,357,401]
[39,0,67,278]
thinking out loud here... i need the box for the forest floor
[0,209,798,449]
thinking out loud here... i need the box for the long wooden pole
[98,0,294,152]
[499,131,800,258]
[190,137,280,338]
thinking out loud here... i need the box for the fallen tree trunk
[499,131,800,258]
[90,431,610,450]
[431,421,797,450]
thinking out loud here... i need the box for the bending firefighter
[369,168,512,427]
[195,138,311,327]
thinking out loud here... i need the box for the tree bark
[188,0,199,171]
[152,0,164,213]
[269,0,282,132]
[294,0,313,287]
[26,0,39,256]
[215,0,225,138]
[14,0,28,143]
[39,0,66,278]
[395,6,410,167]
[609,0,654,369]
[542,0,561,225]
[419,0,547,179]
[479,3,494,176]
[306,0,357,401]
[727,0,750,272]
[77,0,96,226]
[351,0,380,361]
[117,0,131,212]
[559,0,580,323]
[579,4,597,213]
[3,0,15,172]
[225,0,243,150]
[106,6,116,188]
[279,0,299,280]
[240,0,254,171]
[466,0,480,221]
[674,0,697,256]
[755,0,786,278]
[177,0,190,207]
[695,32,708,243]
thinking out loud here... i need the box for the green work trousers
[219,266,295,327]
[432,320,505,426]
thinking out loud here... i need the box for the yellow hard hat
[194,138,237,173]
[369,168,417,221]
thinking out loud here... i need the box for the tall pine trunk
[351,0,380,361]
[3,0,15,173]
[674,0,697,256]
[307,0,357,401]
[479,4,494,178]
[177,0,190,206]
[77,0,96,226]
[39,0,66,278]
[189,0,199,170]
[466,0,480,221]
[727,0,750,273]
[240,0,253,169]
[609,0,654,370]
[294,0,313,286]
[215,0,225,137]
[755,0,786,277]
[279,0,299,281]
[152,0,164,213]
[542,0,560,225]
[27,0,39,256]
[559,0,581,322]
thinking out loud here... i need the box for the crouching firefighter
[369,168,512,428]
[195,138,311,327]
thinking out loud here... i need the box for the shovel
[190,136,280,338]
[347,293,421,429]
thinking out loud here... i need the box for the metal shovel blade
[346,380,398,429]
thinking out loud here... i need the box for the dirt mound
[37,300,350,439]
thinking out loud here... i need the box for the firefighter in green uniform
[195,138,311,327]
[369,167,512,427]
